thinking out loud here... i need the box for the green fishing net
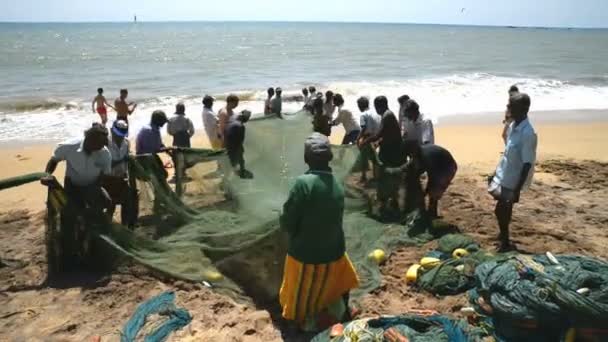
[0,111,440,301]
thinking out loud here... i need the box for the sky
[1,0,607,28]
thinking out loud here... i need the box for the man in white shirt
[356,96,381,182]
[402,99,434,145]
[397,94,410,134]
[104,120,137,228]
[202,95,222,149]
[488,93,537,251]
[271,87,283,118]
[331,93,360,145]
[42,123,113,267]
[167,103,195,148]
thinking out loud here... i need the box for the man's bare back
[115,98,137,120]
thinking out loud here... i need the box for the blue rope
[121,291,192,342]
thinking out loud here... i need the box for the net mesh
[0,111,439,301]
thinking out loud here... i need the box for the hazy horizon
[1,20,606,30]
[2,0,607,29]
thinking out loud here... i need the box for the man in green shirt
[279,132,359,331]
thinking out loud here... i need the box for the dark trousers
[342,130,360,145]
[103,176,138,227]
[60,178,111,269]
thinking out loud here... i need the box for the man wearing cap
[279,132,359,331]
[136,110,168,155]
[402,99,434,145]
[489,93,537,251]
[224,110,252,177]
[104,120,137,228]
[202,95,222,150]
[271,87,283,118]
[42,123,113,268]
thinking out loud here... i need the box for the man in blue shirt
[489,93,537,251]
[136,110,168,155]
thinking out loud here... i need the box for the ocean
[1,21,607,143]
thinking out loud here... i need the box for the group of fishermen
[43,84,536,333]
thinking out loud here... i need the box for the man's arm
[92,98,96,113]
[45,158,59,174]
[128,103,137,114]
[104,98,116,110]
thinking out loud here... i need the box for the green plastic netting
[0,111,441,301]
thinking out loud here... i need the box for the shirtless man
[114,89,137,122]
[218,94,240,144]
[92,88,115,125]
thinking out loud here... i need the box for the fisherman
[402,142,458,218]
[279,132,359,331]
[356,96,381,183]
[136,110,168,155]
[364,96,405,217]
[402,99,434,145]
[264,87,275,116]
[114,89,137,123]
[271,87,283,118]
[312,97,331,136]
[42,123,113,269]
[167,103,195,148]
[104,120,137,228]
[397,94,410,134]
[201,95,222,149]
[218,94,240,145]
[324,90,336,118]
[489,93,537,251]
[502,85,520,144]
[302,87,310,105]
[331,93,360,145]
[92,88,115,125]
[224,110,252,178]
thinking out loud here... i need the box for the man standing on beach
[271,87,283,118]
[114,89,137,123]
[92,88,115,125]
[104,120,137,228]
[136,110,168,155]
[218,94,240,146]
[402,99,434,145]
[224,110,252,178]
[489,93,537,251]
[202,95,222,149]
[356,96,381,183]
[264,87,275,116]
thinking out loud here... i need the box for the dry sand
[0,111,607,341]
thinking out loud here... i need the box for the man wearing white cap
[104,120,137,228]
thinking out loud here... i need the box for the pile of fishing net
[0,111,444,302]
[311,314,488,342]
[405,233,505,296]
[468,254,608,342]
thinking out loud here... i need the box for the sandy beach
[1,110,607,341]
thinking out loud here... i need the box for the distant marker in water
[134,14,137,23]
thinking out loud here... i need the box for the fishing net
[311,315,488,342]
[469,254,608,341]
[0,111,441,302]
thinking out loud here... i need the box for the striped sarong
[279,253,359,329]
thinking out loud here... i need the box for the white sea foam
[1,74,607,143]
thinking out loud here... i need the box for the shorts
[488,180,516,203]
[427,163,457,199]
[97,106,108,123]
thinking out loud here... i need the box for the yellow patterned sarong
[279,253,359,327]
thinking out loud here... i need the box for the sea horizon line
[0,20,606,30]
